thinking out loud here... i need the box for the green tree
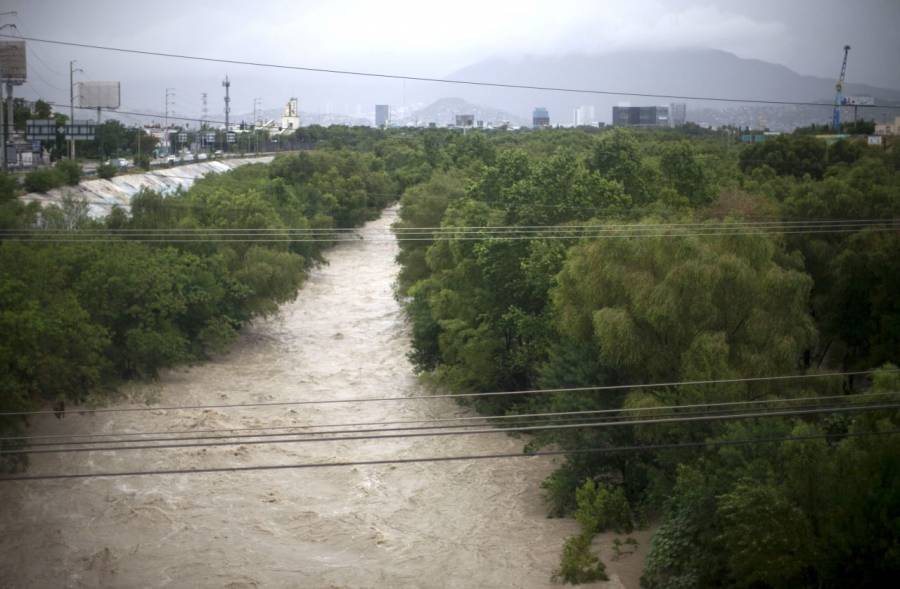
[660,140,714,205]
[588,129,654,204]
[55,160,83,186]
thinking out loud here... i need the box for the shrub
[24,167,64,193]
[575,480,634,535]
[97,163,117,180]
[0,172,18,202]
[55,159,83,185]
[552,534,608,585]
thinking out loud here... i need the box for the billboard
[843,95,875,106]
[79,81,121,109]
[0,41,26,84]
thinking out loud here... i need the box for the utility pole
[200,92,208,151]
[165,88,175,155]
[0,18,17,170]
[69,60,83,160]
[3,82,18,163]
[222,75,230,153]
[252,97,261,155]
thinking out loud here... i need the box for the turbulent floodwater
[0,207,580,588]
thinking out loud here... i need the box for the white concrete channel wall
[20,156,274,218]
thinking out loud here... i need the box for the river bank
[19,156,273,218]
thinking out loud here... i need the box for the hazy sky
[3,0,899,117]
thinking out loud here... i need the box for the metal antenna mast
[68,60,83,160]
[222,75,230,152]
[164,87,176,154]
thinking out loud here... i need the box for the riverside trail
[0,206,581,588]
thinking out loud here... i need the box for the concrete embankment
[20,156,274,218]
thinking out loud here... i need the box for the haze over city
[4,0,900,124]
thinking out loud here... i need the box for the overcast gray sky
[4,0,899,118]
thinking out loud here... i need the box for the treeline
[0,142,416,469]
[393,128,900,587]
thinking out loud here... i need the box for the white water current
[0,207,581,588]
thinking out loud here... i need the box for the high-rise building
[669,103,687,127]
[612,106,669,128]
[375,104,390,128]
[533,107,550,128]
[574,105,595,126]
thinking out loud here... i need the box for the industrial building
[612,106,669,128]
[533,107,550,128]
[375,104,390,128]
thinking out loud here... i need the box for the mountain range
[428,48,900,126]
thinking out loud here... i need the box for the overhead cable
[2,428,898,483]
[11,398,896,452]
[5,390,893,444]
[3,402,898,456]
[0,369,888,418]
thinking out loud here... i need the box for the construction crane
[832,45,851,131]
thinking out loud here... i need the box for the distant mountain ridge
[439,48,900,124]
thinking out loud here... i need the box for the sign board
[226,132,236,143]
[868,135,883,146]
[0,41,26,84]
[843,95,875,106]
[64,120,96,141]
[26,119,60,140]
[79,81,121,109]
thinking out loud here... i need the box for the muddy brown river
[0,207,582,588]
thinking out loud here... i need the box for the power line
[5,401,897,457]
[11,399,896,453]
[2,428,897,483]
[3,218,892,235]
[4,225,896,244]
[7,390,893,444]
[3,33,898,110]
[0,369,889,418]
